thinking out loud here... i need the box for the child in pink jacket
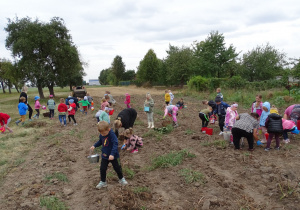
[33,96,41,119]
[225,103,238,143]
[124,93,131,108]
[282,119,296,143]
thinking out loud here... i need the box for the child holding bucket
[144,93,155,128]
[90,121,128,189]
[163,105,179,127]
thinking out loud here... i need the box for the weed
[134,120,144,126]
[283,144,295,151]
[123,166,135,179]
[13,158,25,167]
[179,168,206,184]
[106,171,115,180]
[154,110,164,115]
[185,129,194,135]
[149,149,195,170]
[133,186,149,194]
[40,196,68,210]
[201,140,227,149]
[278,180,300,200]
[45,172,69,183]
[142,130,162,141]
[0,160,8,166]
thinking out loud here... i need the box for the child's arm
[91,135,102,150]
[163,108,168,119]
[225,111,230,126]
[109,134,119,160]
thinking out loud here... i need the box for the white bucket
[223,131,231,142]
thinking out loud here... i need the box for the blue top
[260,102,270,126]
[213,101,230,116]
[93,129,119,160]
[18,102,28,115]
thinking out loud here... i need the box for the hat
[231,103,238,108]
[125,93,129,96]
[215,96,222,103]
[84,96,88,100]
[69,99,74,104]
[49,95,53,98]
[34,96,40,100]
[270,108,279,115]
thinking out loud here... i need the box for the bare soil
[0,87,299,210]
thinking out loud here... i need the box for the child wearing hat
[68,99,77,125]
[33,96,41,119]
[47,95,56,119]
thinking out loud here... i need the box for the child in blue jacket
[16,97,28,126]
[213,96,230,135]
[90,121,128,189]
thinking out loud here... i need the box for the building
[89,79,100,85]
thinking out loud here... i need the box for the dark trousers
[49,109,54,118]
[199,113,209,128]
[35,109,40,117]
[218,115,225,132]
[68,115,76,123]
[28,104,33,119]
[100,158,123,182]
[232,127,254,150]
[283,128,295,140]
[266,133,280,148]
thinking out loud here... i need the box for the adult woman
[283,104,300,124]
[19,85,33,121]
[232,113,260,151]
[114,108,137,137]
[144,93,155,128]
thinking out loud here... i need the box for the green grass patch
[179,168,206,184]
[134,120,144,126]
[142,129,163,141]
[149,149,195,170]
[154,124,173,134]
[45,172,69,183]
[154,110,164,115]
[13,158,25,167]
[0,160,8,166]
[185,129,194,135]
[123,166,135,179]
[133,186,150,194]
[40,196,68,210]
[201,140,227,149]
[283,144,296,151]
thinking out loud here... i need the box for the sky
[1,0,300,81]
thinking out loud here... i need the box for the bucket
[223,131,231,142]
[109,109,114,115]
[201,127,207,133]
[265,133,269,140]
[87,154,100,163]
[206,128,213,135]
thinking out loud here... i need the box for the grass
[149,149,195,170]
[179,168,206,184]
[13,158,25,167]
[40,196,68,210]
[123,166,135,179]
[185,129,194,135]
[134,120,144,126]
[0,160,8,166]
[154,110,164,115]
[45,172,69,183]
[142,129,163,141]
[201,140,227,149]
[133,186,150,194]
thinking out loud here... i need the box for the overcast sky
[1,0,299,81]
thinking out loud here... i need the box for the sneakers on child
[283,139,290,144]
[119,178,128,186]
[260,139,267,144]
[96,181,107,189]
[130,149,138,153]
[275,147,280,150]
[74,123,78,126]
[264,147,271,151]
[219,132,223,135]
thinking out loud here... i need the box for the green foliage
[179,168,206,184]
[224,76,247,89]
[207,77,224,90]
[154,124,173,134]
[187,76,208,91]
[201,140,227,149]
[123,70,136,81]
[133,186,150,194]
[137,49,159,86]
[40,196,68,210]
[98,68,111,85]
[111,55,126,85]
[45,172,69,182]
[123,166,135,179]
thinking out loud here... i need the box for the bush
[207,78,226,90]
[187,76,208,91]
[119,81,131,86]
[224,76,246,89]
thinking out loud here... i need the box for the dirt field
[0,86,299,210]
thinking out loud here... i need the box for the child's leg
[59,115,63,124]
[275,133,280,148]
[20,115,26,122]
[261,126,267,142]
[68,115,71,122]
[266,133,274,148]
[219,115,225,132]
[232,128,241,149]
[111,159,124,180]
[283,130,289,140]
[100,158,109,182]
[172,107,178,122]
[28,104,33,120]
[63,115,66,125]
[37,109,40,117]
[5,118,13,132]
[71,115,77,123]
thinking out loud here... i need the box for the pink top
[282,119,296,130]
[101,101,109,111]
[34,100,41,109]
[124,95,131,104]
[251,102,263,116]
[284,105,296,117]
[225,107,238,126]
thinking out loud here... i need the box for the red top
[68,103,76,115]
[58,103,68,113]
[0,113,10,126]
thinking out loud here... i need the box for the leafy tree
[291,58,300,80]
[5,16,85,98]
[111,55,125,85]
[123,70,136,81]
[98,68,111,85]
[0,59,23,93]
[137,49,159,85]
[165,45,195,87]
[157,59,167,85]
[193,31,239,78]
[240,43,287,81]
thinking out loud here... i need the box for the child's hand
[108,155,114,160]
[90,146,95,151]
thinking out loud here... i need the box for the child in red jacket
[124,93,131,108]
[68,99,77,125]
[0,113,13,133]
[58,98,68,126]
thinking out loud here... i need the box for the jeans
[49,109,54,118]
[283,128,295,140]
[100,158,123,182]
[59,115,66,125]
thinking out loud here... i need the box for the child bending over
[122,128,143,153]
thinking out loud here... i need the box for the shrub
[207,77,226,90]
[224,76,246,89]
[187,76,208,91]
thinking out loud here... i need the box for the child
[282,119,296,143]
[225,103,239,129]
[95,109,103,123]
[264,112,283,151]
[213,96,230,135]
[68,99,77,125]
[86,93,93,109]
[101,98,109,111]
[176,98,184,109]
[163,105,179,127]
[216,88,223,101]
[251,95,263,116]
[199,106,211,129]
[123,128,143,153]
[47,95,56,119]
[78,96,91,115]
[164,90,170,105]
[58,98,68,126]
[259,102,271,143]
[169,90,174,105]
[105,91,116,106]
[99,107,110,123]
[0,112,13,133]
[90,121,128,189]
[33,96,41,119]
[124,93,131,108]
[16,97,28,126]
[144,93,155,128]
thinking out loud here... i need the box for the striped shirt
[233,113,259,133]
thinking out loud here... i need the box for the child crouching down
[90,121,128,189]
[163,105,178,127]
[199,106,211,128]
[123,128,143,153]
[264,112,283,151]
[282,119,296,143]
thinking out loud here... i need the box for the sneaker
[28,119,32,122]
[15,121,20,126]
[119,178,128,186]
[283,139,290,144]
[96,181,107,189]
[264,148,271,151]
[130,149,138,153]
[64,124,66,127]
[74,123,78,126]
[260,139,267,144]
[219,132,223,135]
[275,147,280,150]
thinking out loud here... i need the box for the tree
[137,49,159,85]
[98,68,111,85]
[291,58,300,80]
[111,55,125,85]
[5,16,85,98]
[123,70,136,81]
[240,43,287,81]
[193,31,239,78]
[0,59,23,93]
[164,45,195,87]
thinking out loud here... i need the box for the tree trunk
[69,83,73,91]
[48,84,55,97]
[8,86,11,94]
[37,84,45,99]
[1,81,5,93]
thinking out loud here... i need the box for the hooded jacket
[116,108,137,129]
[93,129,119,160]
[213,101,230,116]
[265,113,283,133]
[259,102,270,126]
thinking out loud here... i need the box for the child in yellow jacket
[165,90,170,105]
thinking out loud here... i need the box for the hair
[114,117,122,129]
[180,98,183,101]
[168,90,171,92]
[216,88,221,92]
[101,98,107,103]
[22,85,28,93]
[104,95,110,100]
[97,121,110,133]
[256,94,262,99]
[271,105,276,108]
[60,98,65,103]
[86,92,90,96]
[202,100,208,105]
[105,91,110,94]
[20,96,26,102]
[165,89,169,93]
[145,93,152,102]
[250,113,259,119]
[123,128,134,136]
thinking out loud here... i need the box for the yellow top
[165,93,170,102]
